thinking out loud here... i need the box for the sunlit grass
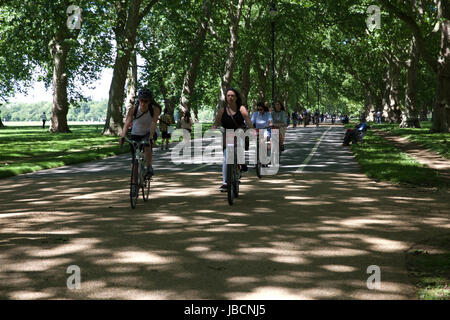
[371,121,450,159]
[350,130,446,187]
[0,125,129,179]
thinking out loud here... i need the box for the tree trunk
[240,52,252,106]
[254,54,268,103]
[389,59,402,123]
[179,0,212,116]
[364,90,376,121]
[0,118,4,128]
[159,77,176,118]
[219,0,245,105]
[379,0,449,132]
[103,0,157,135]
[420,102,428,121]
[431,6,450,132]
[401,33,421,128]
[125,50,138,116]
[49,31,71,133]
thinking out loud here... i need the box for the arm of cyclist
[119,106,135,147]
[211,107,224,130]
[239,105,254,130]
[149,100,162,146]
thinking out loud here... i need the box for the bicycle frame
[125,137,151,208]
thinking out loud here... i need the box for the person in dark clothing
[342,118,370,146]
[211,88,253,192]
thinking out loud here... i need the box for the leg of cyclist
[145,145,153,176]
[220,148,227,192]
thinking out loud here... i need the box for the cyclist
[251,102,273,167]
[119,88,161,177]
[211,88,253,192]
[271,101,287,151]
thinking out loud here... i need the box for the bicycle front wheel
[227,163,234,206]
[142,176,151,201]
[130,160,139,209]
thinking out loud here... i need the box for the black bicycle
[124,137,151,209]
[224,133,240,206]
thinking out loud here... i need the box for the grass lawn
[406,234,450,300]
[371,121,450,159]
[345,123,448,188]
[0,125,129,179]
[0,123,215,179]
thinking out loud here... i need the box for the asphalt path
[22,125,359,178]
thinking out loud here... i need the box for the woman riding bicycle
[119,88,161,176]
[251,101,273,138]
[211,88,253,192]
[271,101,287,152]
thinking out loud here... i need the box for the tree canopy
[0,0,448,132]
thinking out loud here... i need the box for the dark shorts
[130,133,151,163]
[161,131,171,139]
[130,133,151,146]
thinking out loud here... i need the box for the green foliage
[0,100,108,122]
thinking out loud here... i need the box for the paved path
[0,125,448,300]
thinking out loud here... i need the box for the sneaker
[219,184,227,192]
[146,166,154,176]
[240,164,248,172]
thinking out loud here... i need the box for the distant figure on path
[41,112,47,129]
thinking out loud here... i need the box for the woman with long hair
[211,88,253,192]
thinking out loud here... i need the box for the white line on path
[295,127,332,173]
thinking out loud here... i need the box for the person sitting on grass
[342,118,370,146]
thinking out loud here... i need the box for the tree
[379,0,450,132]
[102,0,159,136]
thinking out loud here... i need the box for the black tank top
[221,106,245,129]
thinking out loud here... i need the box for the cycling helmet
[137,88,153,100]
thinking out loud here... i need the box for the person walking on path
[159,109,173,150]
[41,112,47,129]
[180,110,193,142]
[272,101,287,151]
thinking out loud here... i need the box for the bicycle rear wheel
[130,160,139,209]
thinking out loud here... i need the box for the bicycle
[223,130,240,206]
[124,137,151,209]
[255,128,273,179]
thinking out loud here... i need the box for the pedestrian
[272,101,287,151]
[376,111,382,124]
[180,110,193,142]
[41,112,47,129]
[159,108,173,150]
[291,110,297,128]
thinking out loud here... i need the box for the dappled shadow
[0,170,448,299]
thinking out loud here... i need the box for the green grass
[0,123,215,179]
[0,125,129,179]
[371,121,450,159]
[349,128,447,187]
[406,235,450,300]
